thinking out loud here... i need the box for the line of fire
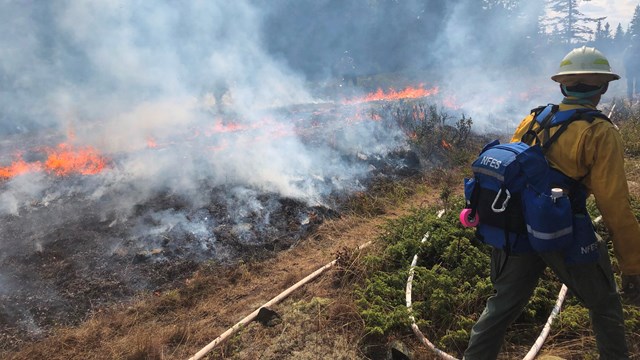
[0,84,477,346]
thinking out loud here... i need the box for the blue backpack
[463,104,609,264]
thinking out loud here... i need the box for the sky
[581,0,638,30]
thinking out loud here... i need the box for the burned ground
[0,97,467,354]
[0,148,424,352]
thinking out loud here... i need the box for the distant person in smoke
[212,79,231,112]
[623,34,640,102]
[336,50,357,87]
[463,46,640,359]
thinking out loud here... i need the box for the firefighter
[463,46,640,359]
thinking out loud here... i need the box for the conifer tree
[545,0,605,43]
[594,20,604,41]
[593,20,613,52]
[614,22,626,44]
[630,4,640,39]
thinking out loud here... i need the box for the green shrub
[355,197,562,354]
[354,107,640,354]
[377,101,481,167]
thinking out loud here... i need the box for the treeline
[260,0,640,80]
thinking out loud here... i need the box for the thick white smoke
[429,1,554,134]
[0,0,418,270]
[0,1,408,222]
[2,1,626,235]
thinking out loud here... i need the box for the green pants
[464,240,629,360]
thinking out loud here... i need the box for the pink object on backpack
[460,208,479,227]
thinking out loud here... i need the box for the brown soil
[0,175,444,360]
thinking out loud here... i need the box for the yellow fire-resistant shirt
[511,102,640,275]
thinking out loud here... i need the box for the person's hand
[621,274,640,306]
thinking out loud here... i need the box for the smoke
[1,1,626,138]
[0,0,413,254]
[0,173,46,216]
[6,1,627,338]
[0,1,558,252]
[425,1,550,133]
[0,1,311,134]
[261,1,624,133]
[2,1,627,252]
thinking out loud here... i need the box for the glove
[621,274,640,306]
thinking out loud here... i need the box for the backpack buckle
[491,188,511,213]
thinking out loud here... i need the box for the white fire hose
[522,215,601,358]
[188,241,371,360]
[406,211,603,359]
[405,210,602,360]
[190,212,601,360]
[405,210,458,360]
[521,284,568,360]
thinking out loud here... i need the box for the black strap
[499,187,511,279]
[521,105,608,154]
[497,229,510,279]
[541,109,605,153]
[468,179,480,218]
[541,119,571,152]
[521,104,559,145]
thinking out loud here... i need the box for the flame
[147,137,158,148]
[0,157,42,178]
[441,139,452,150]
[0,144,108,179]
[1,84,452,181]
[346,85,439,104]
[45,143,107,175]
[209,120,248,134]
[442,95,462,110]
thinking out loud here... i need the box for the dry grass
[3,137,639,359]
[1,176,436,360]
[626,157,640,198]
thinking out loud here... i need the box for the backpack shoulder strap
[577,109,611,123]
[521,104,558,145]
[541,108,610,152]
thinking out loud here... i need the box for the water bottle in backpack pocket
[563,213,600,264]
[522,187,573,252]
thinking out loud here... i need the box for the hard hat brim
[551,71,620,83]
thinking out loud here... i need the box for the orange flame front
[346,85,439,104]
[0,158,41,178]
[0,143,108,179]
[45,143,107,176]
